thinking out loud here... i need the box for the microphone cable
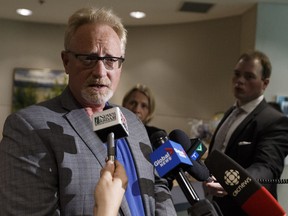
[257,178,288,184]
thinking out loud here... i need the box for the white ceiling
[0,0,287,26]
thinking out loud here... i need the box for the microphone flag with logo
[149,138,192,178]
[92,107,129,142]
[205,150,286,216]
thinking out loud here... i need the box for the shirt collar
[234,95,264,113]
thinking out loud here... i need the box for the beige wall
[112,16,243,135]
[0,15,243,137]
[0,4,287,211]
[240,5,257,53]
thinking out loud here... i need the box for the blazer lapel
[226,100,267,152]
[60,88,107,167]
[59,90,131,214]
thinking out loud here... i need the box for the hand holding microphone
[204,176,228,198]
[94,160,128,216]
[205,150,286,216]
[150,129,224,215]
[150,129,223,215]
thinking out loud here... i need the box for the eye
[104,57,118,67]
[128,101,137,107]
[105,57,118,62]
[233,71,241,78]
[244,73,256,80]
[141,103,149,109]
[77,55,94,65]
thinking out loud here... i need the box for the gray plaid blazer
[0,87,176,216]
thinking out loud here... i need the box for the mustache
[84,78,111,87]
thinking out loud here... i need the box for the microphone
[189,138,207,161]
[93,107,129,161]
[205,150,286,216]
[149,130,200,205]
[92,107,129,142]
[150,131,168,149]
[169,129,211,182]
[151,131,208,162]
[167,129,223,216]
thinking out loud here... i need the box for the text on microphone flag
[149,140,192,177]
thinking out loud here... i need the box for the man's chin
[234,91,245,99]
[82,91,113,106]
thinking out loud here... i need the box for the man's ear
[263,78,270,90]
[61,51,69,74]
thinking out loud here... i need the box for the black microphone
[168,129,212,182]
[150,130,168,149]
[189,138,207,161]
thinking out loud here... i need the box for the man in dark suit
[0,7,177,216]
[204,50,288,216]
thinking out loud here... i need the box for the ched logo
[224,169,240,186]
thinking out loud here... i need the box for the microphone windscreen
[169,129,191,149]
[187,160,210,181]
[205,150,286,216]
[150,131,168,149]
[169,129,211,182]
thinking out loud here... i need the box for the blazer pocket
[238,141,252,146]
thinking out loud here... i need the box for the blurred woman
[122,84,166,141]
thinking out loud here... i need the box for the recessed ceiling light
[16,8,33,16]
[130,11,146,19]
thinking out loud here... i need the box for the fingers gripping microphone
[205,150,286,216]
[93,107,129,161]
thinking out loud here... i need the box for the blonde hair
[64,7,127,55]
[122,84,156,124]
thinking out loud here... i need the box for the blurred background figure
[123,84,173,189]
[205,50,288,216]
[122,84,166,143]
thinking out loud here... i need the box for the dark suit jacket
[208,99,288,216]
[0,88,177,216]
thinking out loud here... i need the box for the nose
[91,60,107,77]
[233,74,244,85]
[132,104,141,113]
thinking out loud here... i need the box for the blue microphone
[149,136,192,177]
[150,129,200,205]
